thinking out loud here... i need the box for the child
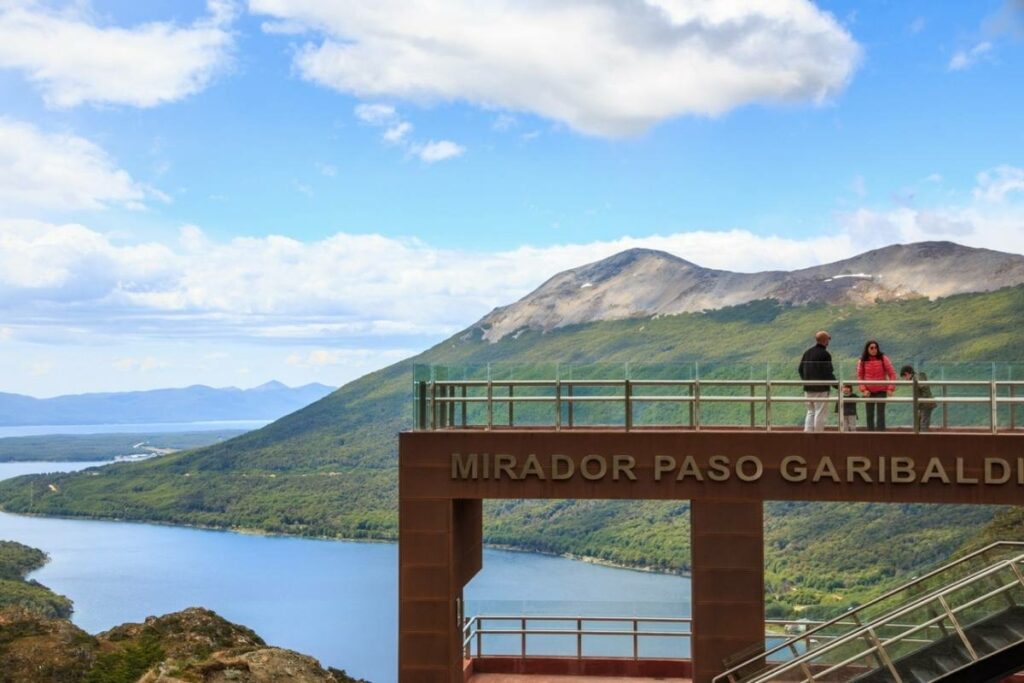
[836,383,858,431]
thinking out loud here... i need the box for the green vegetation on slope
[84,632,165,683]
[3,289,1024,615]
[0,540,73,618]
[0,431,247,462]
[0,604,361,683]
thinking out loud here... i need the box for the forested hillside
[0,540,72,618]
[2,287,1023,615]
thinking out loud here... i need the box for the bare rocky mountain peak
[478,241,1024,341]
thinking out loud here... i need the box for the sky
[0,0,1022,397]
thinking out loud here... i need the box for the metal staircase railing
[714,542,1024,683]
[739,552,1024,682]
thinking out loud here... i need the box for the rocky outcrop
[0,606,98,683]
[0,606,366,683]
[99,607,265,659]
[477,241,1024,341]
[140,648,343,682]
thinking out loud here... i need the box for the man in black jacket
[798,330,837,432]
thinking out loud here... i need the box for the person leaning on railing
[901,364,937,432]
[798,330,837,432]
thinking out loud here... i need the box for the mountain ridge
[0,382,336,426]
[477,241,1024,341]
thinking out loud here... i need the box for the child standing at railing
[836,383,858,431]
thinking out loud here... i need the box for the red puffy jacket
[857,356,896,393]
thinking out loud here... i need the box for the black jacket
[798,344,837,392]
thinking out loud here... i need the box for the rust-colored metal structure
[399,428,1024,682]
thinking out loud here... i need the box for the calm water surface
[0,462,691,682]
[0,420,271,438]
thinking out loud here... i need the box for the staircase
[713,542,1024,683]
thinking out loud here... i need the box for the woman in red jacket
[857,339,897,431]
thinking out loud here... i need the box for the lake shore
[5,507,687,578]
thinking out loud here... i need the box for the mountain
[2,241,1023,618]
[478,241,1024,340]
[0,381,335,426]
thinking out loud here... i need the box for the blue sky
[0,0,1022,396]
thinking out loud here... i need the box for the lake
[0,462,691,682]
[0,420,271,438]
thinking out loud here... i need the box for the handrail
[461,614,693,660]
[462,614,943,662]
[712,541,1024,683]
[730,551,1024,683]
[415,376,1024,432]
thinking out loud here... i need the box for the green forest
[0,431,247,462]
[2,288,1024,616]
[0,540,73,618]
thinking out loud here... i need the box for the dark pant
[916,405,935,432]
[866,391,888,431]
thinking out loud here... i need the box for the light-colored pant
[804,391,830,432]
[842,415,857,432]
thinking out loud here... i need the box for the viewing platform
[412,362,1024,433]
[400,364,1024,683]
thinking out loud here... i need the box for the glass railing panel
[794,646,885,683]
[582,619,633,658]
[692,362,766,428]
[637,617,691,659]
[413,361,1024,431]
[871,600,948,662]
[473,620,521,657]
[942,563,1024,656]
[960,590,1024,658]
[732,548,1024,682]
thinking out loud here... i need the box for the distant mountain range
[0,381,335,426]
[4,241,1024,618]
[478,241,1024,340]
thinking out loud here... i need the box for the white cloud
[354,103,396,125]
[0,0,236,108]
[0,219,175,292]
[909,17,926,34]
[3,173,1024,353]
[316,162,338,177]
[949,41,993,71]
[0,118,160,212]
[383,121,412,144]
[493,114,518,132]
[113,356,169,372]
[354,104,463,161]
[252,0,861,137]
[0,327,12,342]
[285,348,412,367]
[413,140,465,163]
[974,165,1024,202]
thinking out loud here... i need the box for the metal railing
[414,377,1024,433]
[461,614,939,662]
[462,615,691,660]
[714,541,1024,683]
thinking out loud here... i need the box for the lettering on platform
[450,453,1024,486]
